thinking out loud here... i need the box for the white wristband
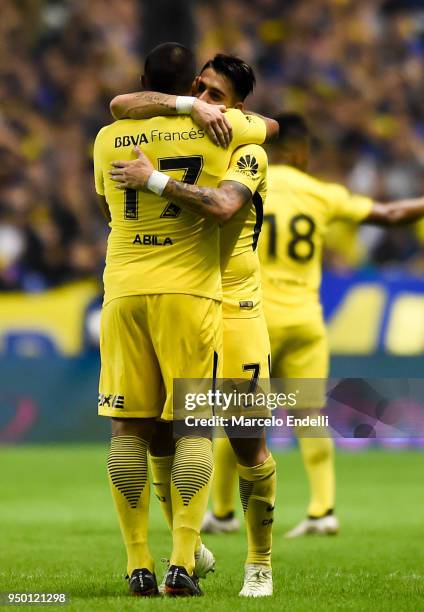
[176,95,195,114]
[146,170,170,196]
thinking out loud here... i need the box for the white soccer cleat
[194,543,216,578]
[158,544,215,593]
[201,510,240,533]
[284,514,340,538]
[239,564,273,598]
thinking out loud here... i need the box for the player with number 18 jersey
[260,163,372,385]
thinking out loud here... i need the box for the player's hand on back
[110,146,153,190]
[191,99,232,149]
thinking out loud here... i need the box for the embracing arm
[364,197,424,226]
[161,180,251,222]
[110,92,180,120]
[109,146,250,222]
[110,92,232,148]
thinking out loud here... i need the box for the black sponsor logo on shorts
[98,394,125,409]
[236,155,258,176]
[239,300,254,309]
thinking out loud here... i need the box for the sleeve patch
[235,154,259,177]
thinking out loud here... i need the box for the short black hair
[274,113,310,145]
[200,54,256,101]
[144,42,196,95]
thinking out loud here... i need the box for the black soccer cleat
[164,565,203,597]
[127,568,159,597]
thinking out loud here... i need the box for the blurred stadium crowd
[1,0,424,292]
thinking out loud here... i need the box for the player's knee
[111,417,156,440]
[150,421,175,456]
[230,437,269,467]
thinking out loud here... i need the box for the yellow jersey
[259,164,373,312]
[93,110,266,305]
[220,144,268,318]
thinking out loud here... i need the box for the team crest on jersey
[160,202,181,218]
[236,155,258,176]
[98,394,124,409]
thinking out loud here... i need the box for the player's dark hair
[144,42,196,95]
[274,113,310,145]
[200,54,256,101]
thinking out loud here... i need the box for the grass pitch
[1,445,423,611]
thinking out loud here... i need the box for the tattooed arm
[110,92,179,120]
[110,92,232,148]
[109,146,251,222]
[161,179,251,222]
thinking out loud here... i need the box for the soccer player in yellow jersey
[110,54,276,598]
[260,113,424,538]
[93,44,272,597]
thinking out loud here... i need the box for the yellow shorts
[266,310,328,408]
[98,294,222,420]
[216,312,271,421]
[223,312,271,379]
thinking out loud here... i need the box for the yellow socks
[149,454,174,529]
[298,435,335,517]
[212,436,238,518]
[237,454,276,567]
[107,435,154,574]
[150,452,204,554]
[170,437,213,574]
